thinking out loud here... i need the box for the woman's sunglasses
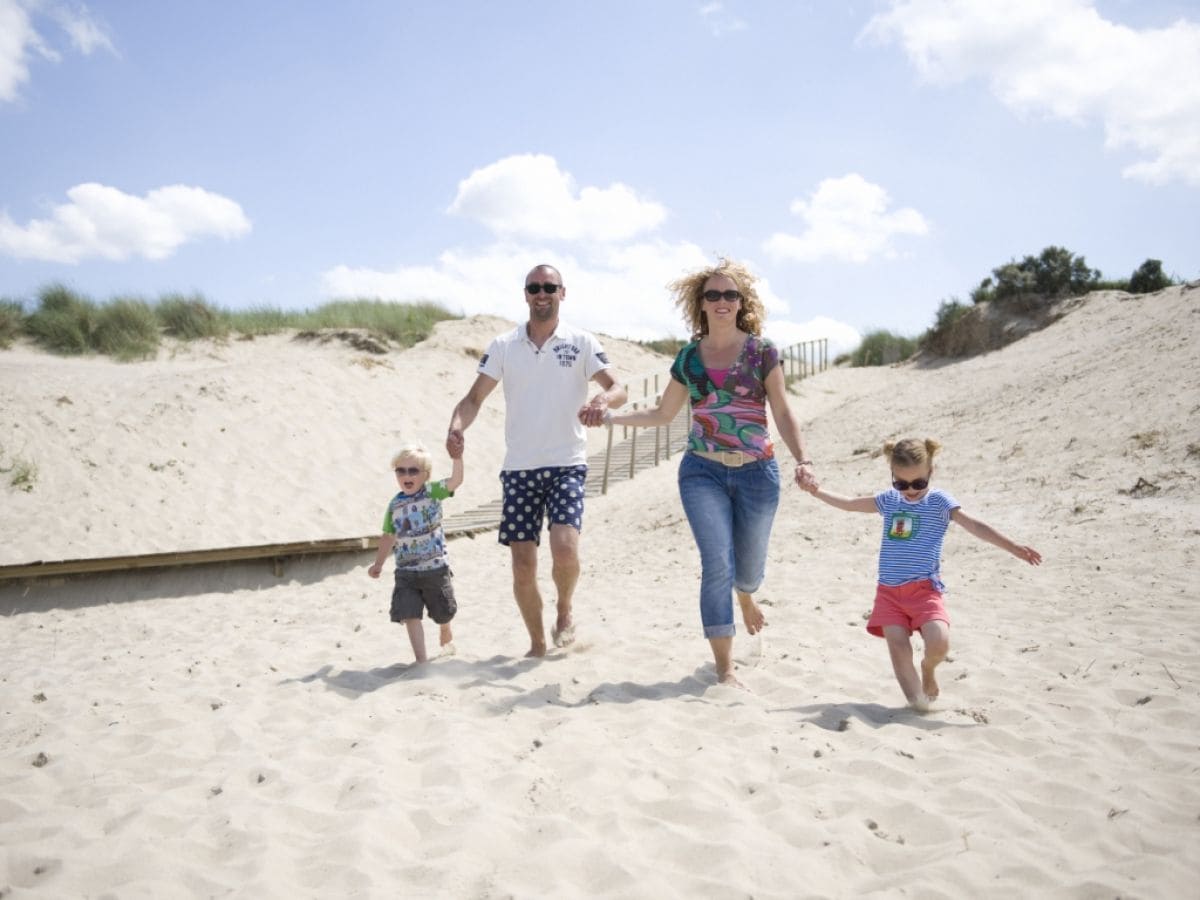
[892,478,929,491]
[702,290,742,302]
[525,282,562,295]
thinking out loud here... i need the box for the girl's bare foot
[921,659,940,701]
[737,593,766,635]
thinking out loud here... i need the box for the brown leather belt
[692,449,757,468]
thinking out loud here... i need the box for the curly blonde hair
[670,257,765,339]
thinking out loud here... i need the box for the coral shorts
[867,580,949,637]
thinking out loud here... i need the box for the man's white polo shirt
[477,321,611,471]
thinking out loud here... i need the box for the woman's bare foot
[718,668,747,689]
[736,593,766,635]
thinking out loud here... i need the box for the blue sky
[2,0,1197,354]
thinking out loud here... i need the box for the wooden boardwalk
[0,338,826,582]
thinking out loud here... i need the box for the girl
[799,438,1041,709]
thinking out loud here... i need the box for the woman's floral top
[669,334,779,459]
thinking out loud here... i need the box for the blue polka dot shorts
[498,465,588,545]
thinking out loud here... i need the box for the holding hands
[578,394,610,427]
[795,461,817,492]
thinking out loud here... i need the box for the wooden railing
[596,337,829,494]
[0,338,829,583]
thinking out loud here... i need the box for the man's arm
[447,373,498,457]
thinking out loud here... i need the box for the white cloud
[0,183,252,263]
[863,0,1200,185]
[49,2,116,55]
[699,2,748,37]
[0,0,116,103]
[765,315,862,361]
[447,154,667,243]
[326,155,865,356]
[764,173,929,264]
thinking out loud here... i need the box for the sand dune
[2,286,1198,898]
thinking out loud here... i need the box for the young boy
[368,442,464,663]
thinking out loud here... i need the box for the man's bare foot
[737,593,766,635]
[551,617,576,648]
[525,641,547,658]
[921,659,940,701]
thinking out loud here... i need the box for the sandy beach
[2,286,1199,898]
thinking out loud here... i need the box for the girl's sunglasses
[525,282,562,294]
[892,478,929,491]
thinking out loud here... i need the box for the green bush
[24,284,97,355]
[920,298,974,356]
[1129,259,1172,294]
[93,298,161,361]
[991,246,1101,304]
[851,329,917,366]
[0,300,23,348]
[157,293,229,339]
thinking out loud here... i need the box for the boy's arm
[368,534,396,577]
[444,456,465,493]
[951,508,1042,565]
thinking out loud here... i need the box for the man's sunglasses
[892,478,929,491]
[394,466,423,476]
[702,290,743,302]
[525,282,562,295]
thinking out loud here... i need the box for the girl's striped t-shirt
[873,488,960,588]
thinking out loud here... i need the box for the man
[446,264,627,657]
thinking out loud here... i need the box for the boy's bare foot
[439,624,454,647]
[736,594,766,635]
[921,659,940,701]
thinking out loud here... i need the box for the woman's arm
[604,378,689,428]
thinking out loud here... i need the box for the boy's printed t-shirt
[382,479,454,571]
[873,488,960,589]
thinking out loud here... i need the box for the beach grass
[7,286,460,361]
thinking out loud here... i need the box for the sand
[2,288,1198,898]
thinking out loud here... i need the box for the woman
[599,258,815,686]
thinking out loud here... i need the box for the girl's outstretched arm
[802,477,877,513]
[951,509,1042,565]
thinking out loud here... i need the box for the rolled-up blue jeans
[677,452,781,638]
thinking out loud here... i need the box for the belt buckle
[723,451,744,468]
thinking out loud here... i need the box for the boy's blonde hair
[883,438,942,468]
[391,443,433,476]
